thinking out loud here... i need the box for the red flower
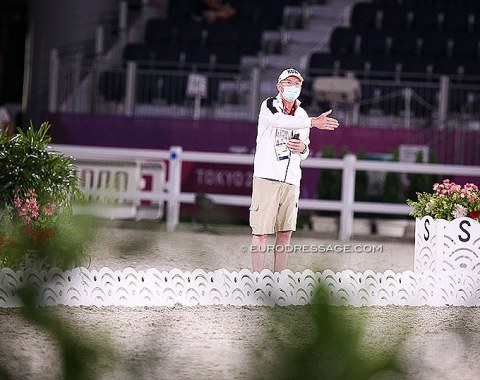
[470,210,480,220]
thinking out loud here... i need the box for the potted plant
[310,146,345,234]
[375,151,408,238]
[406,149,439,201]
[0,122,88,270]
[352,147,373,236]
[408,179,480,273]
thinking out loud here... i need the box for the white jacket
[253,93,311,186]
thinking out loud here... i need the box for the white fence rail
[52,144,480,240]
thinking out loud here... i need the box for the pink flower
[452,204,467,218]
[14,197,23,208]
[44,203,57,217]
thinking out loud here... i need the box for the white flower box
[415,216,480,273]
[310,215,338,234]
[352,218,373,236]
[376,219,409,238]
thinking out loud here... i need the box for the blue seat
[431,58,461,76]
[463,59,480,78]
[212,46,241,72]
[441,8,474,33]
[144,18,174,46]
[400,57,433,81]
[389,31,419,57]
[122,44,153,68]
[380,5,409,31]
[152,44,183,69]
[230,0,259,24]
[419,32,450,58]
[176,19,205,47]
[183,46,213,72]
[339,54,369,78]
[330,27,357,54]
[307,52,338,77]
[168,0,193,21]
[410,7,441,32]
[236,23,263,55]
[206,21,238,48]
[351,2,379,31]
[259,0,284,31]
[452,34,480,60]
[359,30,387,55]
[367,55,399,80]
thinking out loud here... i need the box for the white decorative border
[2,267,480,307]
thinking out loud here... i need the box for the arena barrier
[2,267,480,308]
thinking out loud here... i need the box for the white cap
[277,68,304,83]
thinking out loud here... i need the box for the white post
[250,66,261,122]
[193,96,201,120]
[72,53,82,112]
[95,25,105,57]
[438,75,449,130]
[125,61,137,116]
[339,154,356,240]
[119,1,128,46]
[403,88,412,129]
[167,146,183,232]
[48,49,59,113]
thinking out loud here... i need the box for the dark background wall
[0,0,28,104]
[26,0,117,123]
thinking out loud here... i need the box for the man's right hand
[311,109,339,130]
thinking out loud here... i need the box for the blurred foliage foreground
[255,287,406,380]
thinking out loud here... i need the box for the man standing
[250,68,339,272]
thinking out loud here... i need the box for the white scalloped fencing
[2,267,480,308]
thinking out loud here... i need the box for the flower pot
[415,216,480,273]
[21,226,55,246]
[375,219,408,238]
[352,218,373,236]
[310,215,338,234]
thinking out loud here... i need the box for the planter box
[375,219,409,238]
[352,218,373,236]
[415,216,480,273]
[310,216,338,234]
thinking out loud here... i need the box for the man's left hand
[287,138,305,153]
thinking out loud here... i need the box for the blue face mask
[281,85,301,102]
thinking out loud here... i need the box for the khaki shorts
[249,177,300,235]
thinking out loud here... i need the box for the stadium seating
[99,0,280,106]
[306,0,480,121]
[144,18,174,46]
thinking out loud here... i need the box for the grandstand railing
[52,144,480,240]
[49,50,480,128]
[49,55,260,121]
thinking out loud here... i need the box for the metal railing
[52,144,480,240]
[49,51,480,126]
